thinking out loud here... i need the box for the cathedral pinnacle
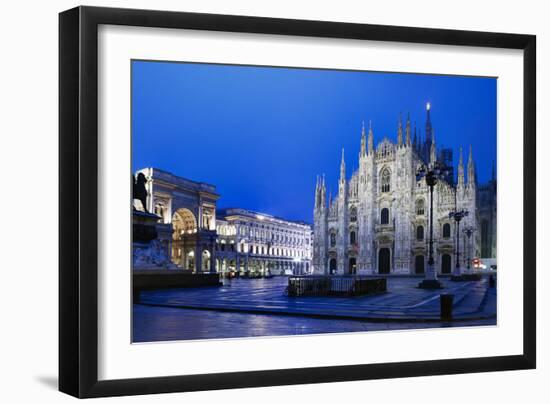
[360,120,367,157]
[339,148,346,197]
[430,128,436,166]
[425,101,433,145]
[340,148,346,180]
[405,112,411,146]
[457,146,464,187]
[467,145,475,185]
[314,175,320,209]
[368,120,374,155]
[397,113,403,147]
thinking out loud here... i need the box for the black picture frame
[59,5,536,398]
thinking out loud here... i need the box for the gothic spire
[425,102,432,144]
[360,120,367,157]
[315,175,321,209]
[368,120,374,155]
[339,148,346,197]
[457,146,464,187]
[321,174,326,208]
[405,112,411,146]
[467,145,475,185]
[340,148,346,181]
[397,113,403,147]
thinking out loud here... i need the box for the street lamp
[463,226,475,270]
[449,208,469,279]
[416,162,447,289]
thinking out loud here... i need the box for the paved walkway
[138,276,496,322]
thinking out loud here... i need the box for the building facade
[136,167,219,273]
[313,105,481,275]
[215,208,313,276]
[134,168,313,275]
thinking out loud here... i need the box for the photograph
[131,60,498,343]
[0,0,542,401]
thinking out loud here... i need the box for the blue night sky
[132,60,496,224]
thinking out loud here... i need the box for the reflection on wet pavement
[133,276,496,342]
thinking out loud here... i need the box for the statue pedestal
[133,210,175,270]
[133,210,160,242]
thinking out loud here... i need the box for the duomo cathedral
[313,104,496,276]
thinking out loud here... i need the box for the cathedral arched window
[416,225,424,240]
[330,232,336,247]
[381,168,391,193]
[442,223,451,238]
[381,208,389,225]
[416,199,425,215]
[350,231,356,245]
[350,206,357,222]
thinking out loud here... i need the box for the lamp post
[449,209,469,279]
[463,226,475,271]
[416,162,447,289]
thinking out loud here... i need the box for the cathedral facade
[313,105,481,276]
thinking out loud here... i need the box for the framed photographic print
[59,6,536,398]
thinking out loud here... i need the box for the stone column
[210,241,217,273]
[195,245,203,273]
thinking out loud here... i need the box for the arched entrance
[171,208,199,268]
[378,248,390,274]
[415,255,425,274]
[329,258,337,274]
[349,257,357,274]
[441,254,452,274]
[172,208,197,238]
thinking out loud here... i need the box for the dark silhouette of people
[133,173,148,212]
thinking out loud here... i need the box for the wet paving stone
[133,305,496,342]
[133,275,496,342]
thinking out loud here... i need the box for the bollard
[440,294,454,320]
[489,275,496,288]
